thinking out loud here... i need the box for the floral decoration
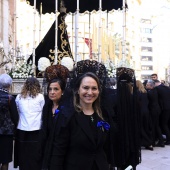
[97,121,110,131]
[105,58,134,78]
[105,59,116,78]
[55,109,60,115]
[61,57,74,71]
[7,60,34,79]
[54,106,64,118]
[38,57,51,72]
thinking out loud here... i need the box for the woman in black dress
[40,64,70,169]
[136,80,153,150]
[113,68,141,170]
[48,72,110,170]
[0,74,18,170]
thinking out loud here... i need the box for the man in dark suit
[155,80,170,145]
[146,80,164,147]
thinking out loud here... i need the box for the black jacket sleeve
[49,117,70,170]
[9,95,19,127]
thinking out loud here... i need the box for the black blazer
[49,111,109,170]
[156,85,170,110]
[0,91,18,135]
[147,88,161,113]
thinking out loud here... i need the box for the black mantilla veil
[115,67,141,169]
[68,59,108,118]
[41,64,74,170]
[70,59,107,89]
[42,64,70,95]
[69,59,120,167]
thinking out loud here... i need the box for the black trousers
[14,129,41,170]
[150,110,164,144]
[160,110,170,142]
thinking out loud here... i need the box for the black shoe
[145,145,154,151]
[165,141,170,145]
[155,142,165,147]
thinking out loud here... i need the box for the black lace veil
[115,67,141,169]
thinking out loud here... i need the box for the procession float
[0,0,131,95]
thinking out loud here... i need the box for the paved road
[137,145,170,170]
[9,145,170,170]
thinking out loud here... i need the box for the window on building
[141,19,151,24]
[141,75,151,80]
[145,28,152,33]
[141,47,152,52]
[141,65,153,70]
[141,37,152,42]
[141,56,153,61]
[140,28,152,33]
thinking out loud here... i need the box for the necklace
[90,115,94,122]
[52,104,58,117]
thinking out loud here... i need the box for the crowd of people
[140,73,170,150]
[0,62,170,170]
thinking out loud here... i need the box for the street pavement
[9,145,170,170]
[137,145,170,170]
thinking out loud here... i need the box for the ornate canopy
[28,0,123,14]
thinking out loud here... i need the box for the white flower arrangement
[61,57,74,71]
[105,59,116,78]
[38,57,51,72]
[7,60,34,79]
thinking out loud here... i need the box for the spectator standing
[14,77,45,170]
[146,80,164,147]
[40,64,70,169]
[0,74,18,170]
[48,72,110,170]
[155,80,170,145]
[136,80,153,150]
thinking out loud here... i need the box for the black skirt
[0,135,13,164]
[14,129,41,170]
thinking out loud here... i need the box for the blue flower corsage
[55,109,60,115]
[54,106,64,118]
[97,121,110,132]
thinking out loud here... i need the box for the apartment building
[140,18,154,81]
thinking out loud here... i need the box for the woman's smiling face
[78,76,99,106]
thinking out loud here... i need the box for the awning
[28,0,123,14]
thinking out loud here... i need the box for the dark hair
[161,80,165,84]
[143,80,148,87]
[73,72,102,119]
[154,80,160,83]
[151,73,157,77]
[47,78,66,93]
[21,77,41,98]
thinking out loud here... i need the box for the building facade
[0,0,14,74]
[140,18,154,81]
